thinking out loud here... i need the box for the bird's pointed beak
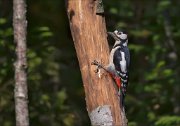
[107,32,119,41]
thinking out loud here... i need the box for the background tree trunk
[13,0,29,125]
[66,0,127,125]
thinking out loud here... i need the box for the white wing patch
[120,52,127,73]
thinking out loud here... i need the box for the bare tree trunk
[13,0,29,125]
[66,0,127,125]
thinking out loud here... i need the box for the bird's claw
[91,60,102,73]
[91,60,99,66]
[94,67,99,73]
[91,60,102,68]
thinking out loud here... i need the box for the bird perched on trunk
[91,29,130,108]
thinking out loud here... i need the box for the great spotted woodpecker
[91,30,130,107]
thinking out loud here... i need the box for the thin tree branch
[13,0,29,125]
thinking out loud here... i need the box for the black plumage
[113,46,130,72]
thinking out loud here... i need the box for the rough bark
[13,0,29,125]
[66,0,127,125]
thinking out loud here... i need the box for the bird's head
[108,30,128,46]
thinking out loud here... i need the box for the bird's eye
[117,32,122,35]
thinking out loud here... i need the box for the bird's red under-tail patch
[114,76,121,88]
[108,73,121,88]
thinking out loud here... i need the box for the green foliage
[27,26,82,126]
[0,18,14,126]
[155,116,180,126]
[0,18,6,24]
[128,44,145,53]
[158,0,171,12]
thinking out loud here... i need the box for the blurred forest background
[0,0,180,126]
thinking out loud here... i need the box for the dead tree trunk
[13,0,29,125]
[66,0,127,125]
